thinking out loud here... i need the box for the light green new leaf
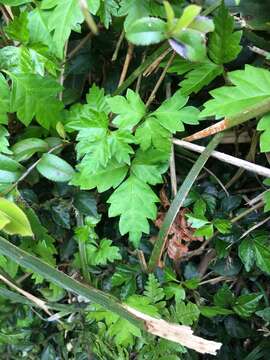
[108,89,146,130]
[37,154,75,182]
[108,130,135,164]
[5,12,29,43]
[28,8,58,57]
[152,90,199,131]
[87,239,122,266]
[71,159,128,192]
[175,301,200,325]
[126,17,166,46]
[126,295,160,318]
[108,175,159,247]
[135,117,171,153]
[9,73,63,128]
[0,74,10,124]
[131,148,169,185]
[0,126,11,155]
[208,2,242,65]
[179,62,223,96]
[97,0,118,28]
[41,0,84,58]
[0,0,31,4]
[200,65,270,119]
[257,113,270,152]
[0,46,49,75]
[0,197,33,236]
[144,274,165,304]
[0,154,24,184]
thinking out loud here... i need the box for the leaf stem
[148,133,224,272]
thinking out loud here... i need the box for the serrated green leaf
[144,274,165,304]
[0,74,10,124]
[213,218,232,234]
[233,293,262,318]
[200,65,270,119]
[41,0,84,58]
[86,239,121,266]
[135,117,171,153]
[108,175,159,247]
[0,126,11,155]
[254,237,270,274]
[257,113,270,152]
[9,73,63,128]
[72,159,128,192]
[238,237,255,272]
[208,2,242,64]
[175,301,200,325]
[28,8,58,57]
[126,17,166,46]
[5,12,29,43]
[108,89,146,130]
[126,294,160,317]
[239,235,270,274]
[0,198,33,236]
[131,148,169,185]
[179,62,223,96]
[37,153,74,182]
[153,90,199,131]
[97,0,119,28]
[108,130,135,164]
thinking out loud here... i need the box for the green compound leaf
[107,89,146,130]
[200,65,270,119]
[208,2,242,65]
[108,175,159,247]
[9,73,63,128]
[179,62,223,96]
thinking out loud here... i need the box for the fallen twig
[173,139,270,178]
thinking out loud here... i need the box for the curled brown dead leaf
[155,189,203,261]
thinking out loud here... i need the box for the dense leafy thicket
[1,0,270,359]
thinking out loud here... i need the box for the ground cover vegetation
[1,0,270,358]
